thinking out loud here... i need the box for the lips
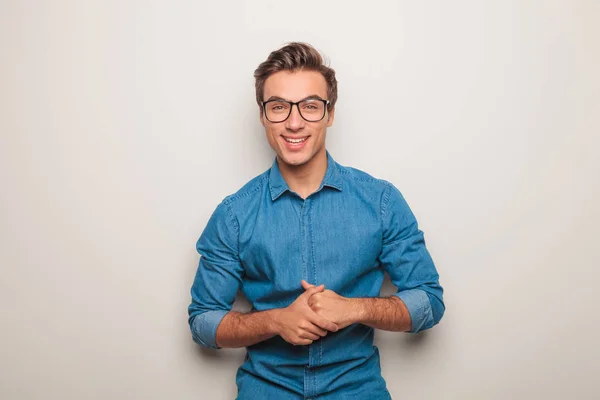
[283,136,308,144]
[281,135,309,151]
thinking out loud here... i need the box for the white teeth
[284,137,307,144]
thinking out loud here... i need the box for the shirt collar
[269,150,344,201]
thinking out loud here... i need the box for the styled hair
[254,42,338,111]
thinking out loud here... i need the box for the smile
[283,136,308,144]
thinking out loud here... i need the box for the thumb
[301,280,316,290]
[301,284,324,299]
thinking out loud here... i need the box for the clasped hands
[272,280,357,346]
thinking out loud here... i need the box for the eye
[301,101,322,111]
[268,102,290,112]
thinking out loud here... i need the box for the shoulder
[224,171,267,202]
[336,161,397,193]
[217,169,269,217]
[335,161,410,213]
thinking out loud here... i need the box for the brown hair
[254,42,338,111]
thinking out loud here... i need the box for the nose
[285,104,305,131]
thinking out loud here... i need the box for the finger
[294,338,313,346]
[301,280,315,290]
[307,292,322,308]
[299,330,320,341]
[304,323,328,337]
[308,312,339,332]
[300,284,325,299]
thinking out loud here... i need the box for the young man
[188,42,444,400]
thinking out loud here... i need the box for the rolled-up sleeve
[379,183,445,333]
[188,199,244,348]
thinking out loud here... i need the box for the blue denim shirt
[188,151,444,399]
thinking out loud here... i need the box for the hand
[272,284,339,346]
[301,280,357,330]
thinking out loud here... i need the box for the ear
[259,107,266,127]
[326,107,335,127]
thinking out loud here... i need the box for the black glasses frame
[262,99,330,123]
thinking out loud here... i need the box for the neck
[278,149,328,199]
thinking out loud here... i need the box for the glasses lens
[265,101,290,122]
[298,100,325,122]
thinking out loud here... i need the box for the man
[188,42,444,400]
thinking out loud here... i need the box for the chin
[279,152,310,167]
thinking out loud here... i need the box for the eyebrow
[265,94,326,102]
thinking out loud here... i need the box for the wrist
[348,298,368,325]
[266,308,282,336]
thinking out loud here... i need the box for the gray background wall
[1,1,599,399]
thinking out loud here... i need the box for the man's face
[260,70,335,168]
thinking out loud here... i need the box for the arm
[378,183,445,333]
[354,296,411,331]
[304,183,445,333]
[187,200,244,349]
[214,310,278,348]
[188,200,338,349]
[302,281,411,331]
[215,285,338,348]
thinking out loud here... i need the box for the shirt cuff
[395,289,434,333]
[191,310,229,349]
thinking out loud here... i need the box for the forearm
[215,309,280,348]
[350,296,411,332]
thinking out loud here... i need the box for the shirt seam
[223,200,241,262]
[223,200,239,234]
[336,165,390,184]
[380,183,392,236]
[225,173,267,204]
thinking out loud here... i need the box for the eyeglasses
[262,98,330,123]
